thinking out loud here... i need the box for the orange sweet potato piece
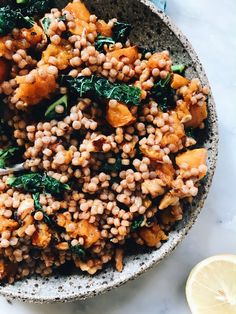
[32,223,51,249]
[0,58,9,83]
[0,216,18,233]
[43,44,73,70]
[171,73,189,89]
[106,102,136,128]
[176,148,207,177]
[156,163,175,186]
[108,47,139,64]
[140,146,164,161]
[176,100,192,123]
[77,220,100,248]
[139,222,167,247]
[15,66,57,106]
[147,52,170,71]
[96,20,112,37]
[185,103,208,128]
[115,248,124,272]
[159,192,179,210]
[20,24,44,46]
[64,1,90,22]
[69,19,89,35]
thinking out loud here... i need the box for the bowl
[0,0,218,303]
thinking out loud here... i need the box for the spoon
[0,163,24,176]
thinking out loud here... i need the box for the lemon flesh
[186,255,236,314]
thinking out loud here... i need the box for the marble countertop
[1,0,236,313]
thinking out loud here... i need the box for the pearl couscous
[0,0,208,283]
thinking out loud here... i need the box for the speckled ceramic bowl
[0,0,218,303]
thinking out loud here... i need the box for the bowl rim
[0,0,219,303]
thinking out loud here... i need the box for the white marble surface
[1,0,236,313]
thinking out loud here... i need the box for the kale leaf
[7,172,70,195]
[63,75,141,105]
[41,16,51,36]
[0,146,19,169]
[112,22,131,44]
[95,34,115,53]
[32,192,53,225]
[45,95,68,120]
[71,245,86,259]
[171,64,185,74]
[0,6,34,36]
[150,74,176,112]
[131,215,144,232]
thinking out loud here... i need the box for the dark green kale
[42,174,70,195]
[45,95,68,120]
[63,75,141,105]
[16,0,54,16]
[41,16,51,36]
[32,192,53,225]
[0,6,34,36]
[112,22,131,44]
[131,215,144,232]
[150,74,176,112]
[0,146,19,169]
[171,64,185,74]
[101,156,123,173]
[71,245,86,259]
[7,172,70,195]
[95,34,115,52]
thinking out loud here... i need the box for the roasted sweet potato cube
[32,223,51,249]
[106,102,136,128]
[64,1,90,22]
[77,220,100,248]
[139,222,168,247]
[176,148,207,171]
[171,74,189,89]
[140,146,164,161]
[176,100,192,123]
[0,216,18,233]
[20,24,44,46]
[108,47,139,64]
[69,19,89,35]
[185,103,208,128]
[43,44,73,70]
[96,20,112,37]
[159,192,179,210]
[156,163,175,186]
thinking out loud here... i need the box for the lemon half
[186,255,236,314]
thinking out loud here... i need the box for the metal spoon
[0,163,24,176]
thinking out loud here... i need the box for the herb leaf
[45,95,68,120]
[16,0,54,16]
[0,146,19,169]
[64,75,141,105]
[0,6,34,36]
[171,64,185,74]
[131,216,144,232]
[112,22,131,44]
[32,192,53,225]
[41,16,51,36]
[7,172,70,195]
[95,34,115,52]
[150,74,176,112]
[71,245,86,259]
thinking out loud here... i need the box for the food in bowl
[0,0,209,283]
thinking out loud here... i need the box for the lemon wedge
[186,255,236,314]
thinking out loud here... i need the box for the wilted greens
[45,95,68,120]
[0,146,19,169]
[112,22,131,44]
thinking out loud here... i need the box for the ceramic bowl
[0,0,218,303]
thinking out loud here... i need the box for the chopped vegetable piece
[131,215,144,231]
[150,74,176,112]
[171,64,185,74]
[64,1,90,22]
[95,34,115,53]
[147,51,170,71]
[7,173,70,195]
[41,16,51,36]
[0,146,19,169]
[45,95,68,119]
[108,46,139,64]
[0,6,34,36]
[63,75,141,105]
[171,73,189,89]
[139,222,168,247]
[96,20,112,37]
[112,22,131,44]
[71,245,86,259]
[185,102,208,128]
[106,102,136,128]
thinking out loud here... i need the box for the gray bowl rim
[0,0,219,303]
